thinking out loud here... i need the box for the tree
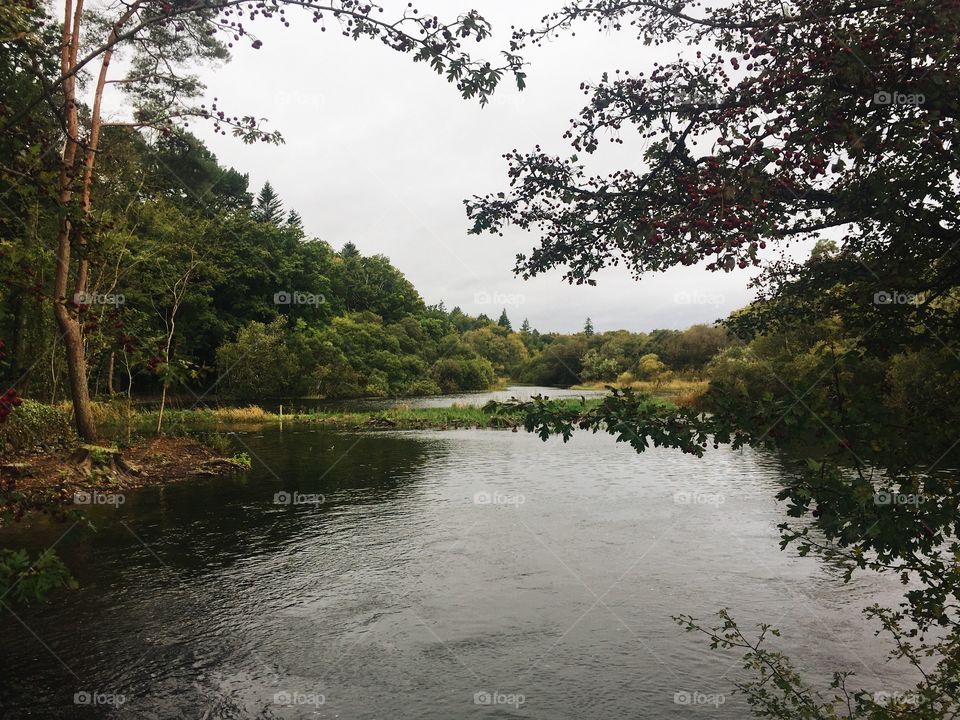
[520,318,531,335]
[580,348,618,382]
[151,242,205,434]
[474,2,960,715]
[497,308,512,331]
[516,335,584,386]
[253,181,284,224]
[809,238,838,262]
[216,318,307,398]
[6,0,524,442]
[333,253,425,323]
[286,210,304,232]
[633,353,670,385]
[658,324,729,369]
[467,2,959,339]
[462,326,528,376]
[583,317,594,337]
[340,242,361,259]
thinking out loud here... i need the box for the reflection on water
[0,428,918,719]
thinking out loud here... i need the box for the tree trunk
[53,0,97,442]
[156,383,167,435]
[107,351,115,396]
[54,299,97,441]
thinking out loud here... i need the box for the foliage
[0,398,74,452]
[216,318,311,398]
[231,452,252,468]
[472,0,960,714]
[433,357,496,394]
[0,341,75,606]
[0,549,77,606]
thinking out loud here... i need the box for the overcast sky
[144,0,811,333]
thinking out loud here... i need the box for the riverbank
[1,436,249,525]
[0,392,668,515]
[96,402,549,433]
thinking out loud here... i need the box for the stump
[68,444,141,479]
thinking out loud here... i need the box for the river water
[0,390,919,718]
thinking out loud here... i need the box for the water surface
[0,427,917,718]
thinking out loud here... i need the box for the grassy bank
[569,378,708,406]
[3,390,685,450]
[92,402,548,433]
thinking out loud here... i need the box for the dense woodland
[1,121,729,401]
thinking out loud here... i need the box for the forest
[1,126,728,403]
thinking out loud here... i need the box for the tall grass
[570,378,708,406]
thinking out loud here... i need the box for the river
[0,389,919,718]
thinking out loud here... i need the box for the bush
[0,399,75,452]
[432,357,496,393]
[581,348,620,382]
[633,354,671,383]
[0,549,76,605]
[216,319,310,398]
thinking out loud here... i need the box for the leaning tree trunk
[52,0,130,444]
[53,254,98,442]
[53,0,98,443]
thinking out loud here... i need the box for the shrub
[0,549,76,605]
[0,399,75,452]
[216,319,309,398]
[432,357,496,392]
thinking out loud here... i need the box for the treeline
[509,320,729,387]
[1,125,727,402]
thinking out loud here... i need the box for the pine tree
[286,210,304,231]
[253,181,284,224]
[520,318,531,334]
[497,308,512,331]
[584,317,594,336]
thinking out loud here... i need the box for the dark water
[0,427,918,718]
